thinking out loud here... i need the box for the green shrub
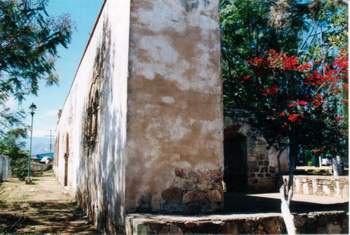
[10,153,28,181]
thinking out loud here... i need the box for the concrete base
[126,211,348,234]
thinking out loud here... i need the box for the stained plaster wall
[55,0,130,232]
[55,0,223,232]
[126,0,223,213]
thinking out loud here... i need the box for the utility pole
[46,129,55,153]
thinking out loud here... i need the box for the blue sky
[18,0,104,138]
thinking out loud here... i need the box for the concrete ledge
[125,211,348,234]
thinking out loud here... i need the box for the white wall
[0,155,10,181]
[55,0,130,231]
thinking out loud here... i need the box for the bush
[10,152,28,181]
[0,129,29,181]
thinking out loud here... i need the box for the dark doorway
[224,132,247,192]
[64,134,69,187]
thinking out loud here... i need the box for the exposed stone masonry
[224,117,288,192]
[160,168,223,213]
[247,137,279,192]
[125,211,348,234]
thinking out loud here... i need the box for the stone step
[126,211,348,234]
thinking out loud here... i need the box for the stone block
[161,187,183,204]
[125,211,348,235]
[208,189,222,203]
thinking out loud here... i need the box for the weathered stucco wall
[126,0,223,213]
[55,0,130,232]
[55,0,223,232]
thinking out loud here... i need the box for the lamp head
[29,103,37,115]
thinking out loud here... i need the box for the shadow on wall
[76,18,126,233]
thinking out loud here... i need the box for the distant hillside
[23,137,53,155]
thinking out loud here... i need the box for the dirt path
[0,171,97,234]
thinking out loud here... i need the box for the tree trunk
[280,142,298,235]
[276,146,287,174]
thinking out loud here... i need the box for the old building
[54,0,291,233]
[55,0,223,233]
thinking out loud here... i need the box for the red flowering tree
[236,48,348,206]
[232,49,348,233]
[220,1,347,233]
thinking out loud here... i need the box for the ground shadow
[0,201,96,234]
[223,193,349,214]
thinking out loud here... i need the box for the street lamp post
[25,103,37,184]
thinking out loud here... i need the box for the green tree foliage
[220,0,347,157]
[0,0,72,136]
[220,1,347,232]
[0,128,28,180]
[0,0,72,178]
[0,0,72,100]
[220,0,308,110]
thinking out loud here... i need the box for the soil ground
[0,171,96,234]
[0,171,347,234]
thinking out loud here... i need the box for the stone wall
[126,211,348,234]
[224,117,288,192]
[283,175,349,200]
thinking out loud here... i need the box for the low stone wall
[283,175,348,199]
[125,211,348,234]
[31,162,52,172]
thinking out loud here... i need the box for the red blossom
[335,116,343,122]
[296,63,312,72]
[242,75,252,82]
[265,50,301,71]
[262,84,279,96]
[324,69,338,83]
[342,83,348,91]
[333,54,348,69]
[282,55,298,70]
[288,114,299,122]
[249,57,265,67]
[279,111,286,117]
[288,102,297,108]
[297,100,308,106]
